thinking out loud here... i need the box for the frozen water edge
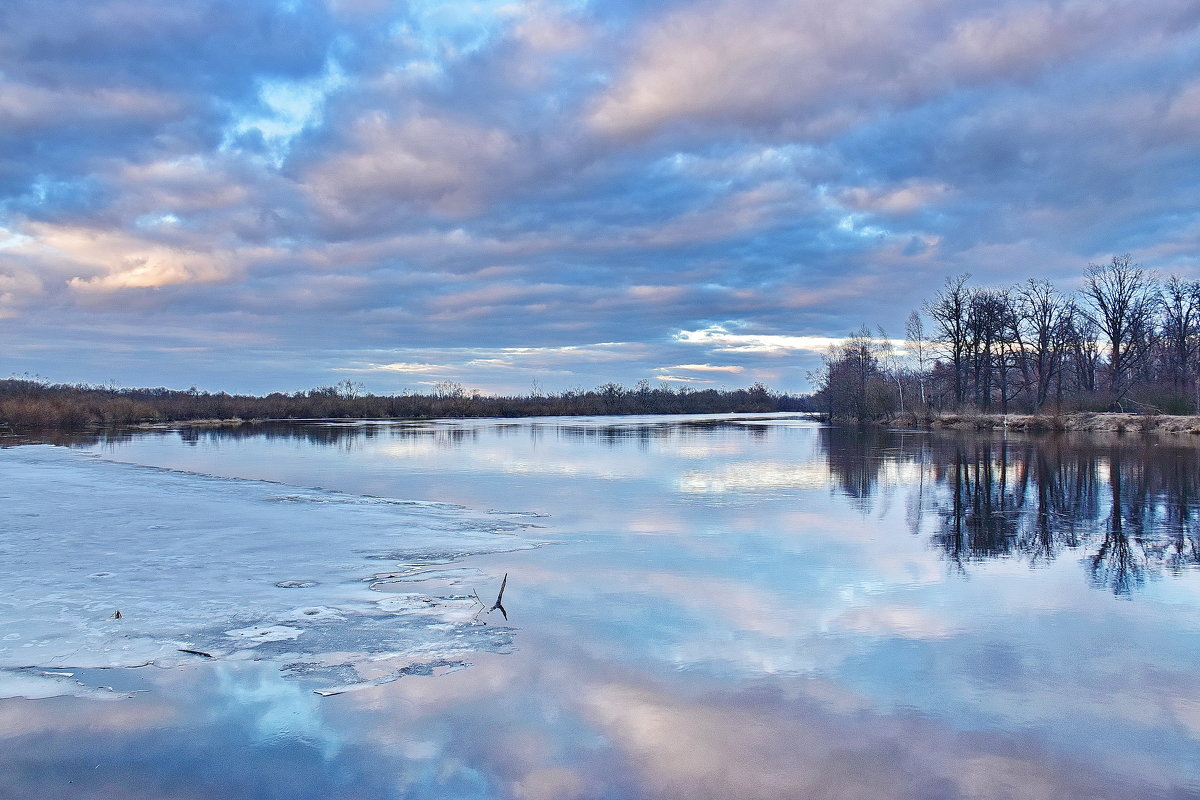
[0,445,544,699]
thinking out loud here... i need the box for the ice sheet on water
[0,445,541,699]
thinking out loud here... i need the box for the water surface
[4,415,1200,799]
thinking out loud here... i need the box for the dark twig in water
[470,573,510,622]
[490,573,508,620]
[178,648,214,658]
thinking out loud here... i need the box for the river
[3,414,1200,799]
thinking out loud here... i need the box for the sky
[1,0,1199,396]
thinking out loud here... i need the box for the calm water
[5,414,1200,799]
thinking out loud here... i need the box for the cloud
[675,325,848,355]
[15,222,266,295]
[0,0,1197,393]
[836,181,953,216]
[653,375,714,384]
[667,364,745,373]
[588,0,1200,140]
[303,113,522,222]
[340,362,455,374]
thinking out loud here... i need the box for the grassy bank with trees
[0,376,812,432]
[812,255,1200,424]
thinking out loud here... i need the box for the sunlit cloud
[19,223,254,293]
[677,325,911,357]
[666,364,745,374]
[339,362,455,374]
[653,375,714,384]
[675,325,847,355]
[835,180,953,216]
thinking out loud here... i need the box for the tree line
[812,255,1200,420]
[0,376,809,431]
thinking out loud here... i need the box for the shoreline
[909,411,1200,435]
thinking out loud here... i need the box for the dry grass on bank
[907,411,1200,435]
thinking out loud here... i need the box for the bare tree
[965,287,1013,411]
[1159,275,1200,410]
[876,326,905,413]
[813,328,898,421]
[925,274,972,405]
[1080,255,1159,408]
[1012,279,1073,411]
[905,310,929,407]
[1066,313,1102,397]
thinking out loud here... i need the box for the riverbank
[908,411,1200,435]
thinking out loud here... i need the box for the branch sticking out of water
[490,573,508,620]
[471,573,509,622]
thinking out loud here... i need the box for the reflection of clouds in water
[214,666,343,759]
[378,437,656,481]
[833,604,961,640]
[1171,697,1200,738]
[579,681,1140,800]
[669,439,750,459]
[644,572,798,638]
[336,653,612,800]
[370,417,800,483]
[342,645,1191,798]
[511,766,593,800]
[0,692,173,737]
[678,458,926,494]
[538,540,1200,764]
[677,460,832,493]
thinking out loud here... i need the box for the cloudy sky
[2,0,1198,395]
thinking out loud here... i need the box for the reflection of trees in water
[62,417,758,454]
[819,428,1200,594]
[555,419,745,450]
[170,418,748,451]
[821,427,904,510]
[166,422,480,450]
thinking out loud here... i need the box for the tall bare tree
[1158,275,1200,409]
[966,287,1013,410]
[1080,255,1159,407]
[1066,313,1102,396]
[1011,279,1073,411]
[905,310,929,407]
[925,274,972,405]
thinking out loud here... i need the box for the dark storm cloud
[1,0,1198,392]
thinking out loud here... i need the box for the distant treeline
[813,255,1200,421]
[0,377,813,431]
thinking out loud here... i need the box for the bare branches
[490,573,508,621]
[906,257,1200,414]
[1079,255,1159,405]
[472,573,509,622]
